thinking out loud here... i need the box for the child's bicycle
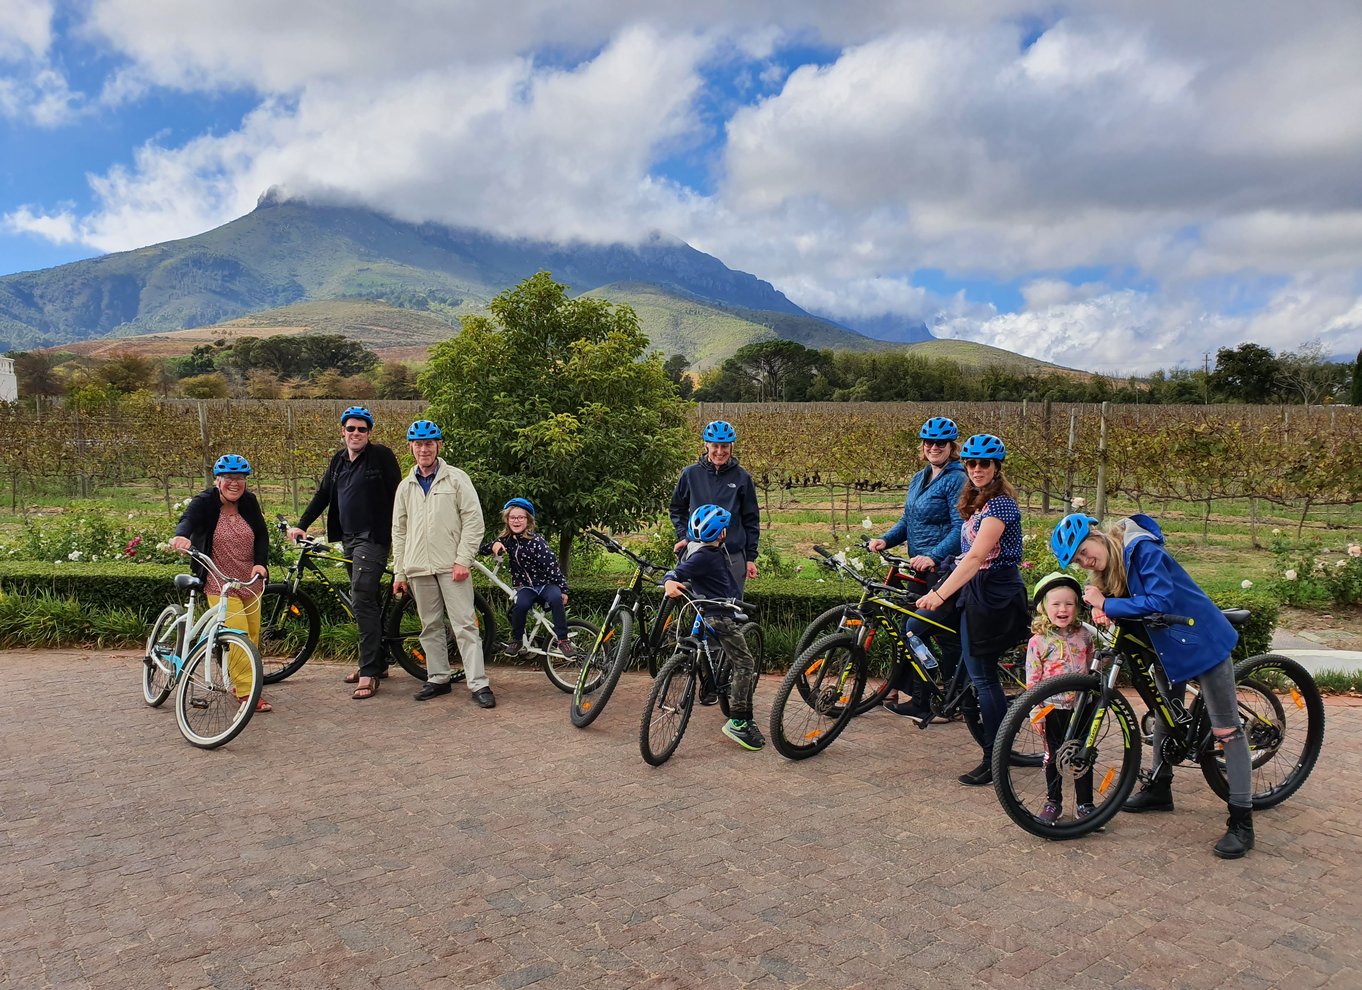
[141,549,266,749]
[639,592,753,766]
[790,542,933,717]
[768,545,1035,763]
[476,554,599,692]
[257,518,496,683]
[990,614,1326,839]
[570,530,765,729]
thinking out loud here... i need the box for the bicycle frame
[151,552,257,688]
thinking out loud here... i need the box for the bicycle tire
[768,633,866,760]
[645,597,682,677]
[793,605,900,716]
[258,584,320,684]
[142,604,181,707]
[992,673,1142,840]
[1199,653,1325,809]
[537,618,601,693]
[386,589,496,681]
[640,650,698,766]
[570,608,633,728]
[175,630,262,749]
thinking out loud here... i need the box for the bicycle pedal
[451,671,467,683]
[190,698,210,709]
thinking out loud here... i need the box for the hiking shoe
[722,719,765,751]
[555,639,579,659]
[1036,801,1061,825]
[501,641,526,659]
[1123,773,1174,812]
[958,759,993,786]
[1075,803,1106,833]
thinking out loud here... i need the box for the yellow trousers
[207,593,261,698]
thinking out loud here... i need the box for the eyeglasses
[922,440,951,449]
[507,513,530,521]
[344,425,370,433]
[218,475,248,483]
[963,459,996,469]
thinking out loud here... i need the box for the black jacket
[298,444,401,544]
[668,455,761,562]
[174,487,270,579]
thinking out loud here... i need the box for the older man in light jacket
[392,420,493,707]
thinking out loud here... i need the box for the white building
[0,356,16,402]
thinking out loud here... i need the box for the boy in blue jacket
[664,504,764,751]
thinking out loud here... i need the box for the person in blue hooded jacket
[669,420,761,595]
[868,416,966,718]
[1051,512,1255,859]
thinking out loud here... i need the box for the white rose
[1349,544,1361,558]
[1271,528,1281,536]
[1241,579,1253,589]
[861,517,873,530]
[1284,569,1298,581]
[68,550,82,561]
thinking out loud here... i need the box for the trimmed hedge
[0,563,1278,658]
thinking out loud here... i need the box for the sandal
[352,677,380,701]
[344,668,388,684]
[238,696,273,713]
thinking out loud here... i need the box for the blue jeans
[960,616,1007,758]
[511,585,567,641]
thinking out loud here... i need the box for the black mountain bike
[570,530,764,728]
[791,542,933,717]
[258,519,496,683]
[639,593,751,766]
[769,546,1034,762]
[991,613,1325,840]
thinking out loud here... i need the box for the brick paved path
[2,650,1360,989]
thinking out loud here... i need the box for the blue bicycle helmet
[702,420,736,443]
[959,433,1006,461]
[1051,514,1101,569]
[503,497,535,516]
[919,417,959,442]
[406,419,442,441]
[213,453,252,476]
[689,504,731,543]
[340,405,374,428]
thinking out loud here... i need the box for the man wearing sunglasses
[288,406,401,699]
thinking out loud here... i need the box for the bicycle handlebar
[585,529,666,573]
[182,548,265,589]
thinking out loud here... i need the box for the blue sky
[2,1,1361,371]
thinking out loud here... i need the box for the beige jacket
[391,458,485,579]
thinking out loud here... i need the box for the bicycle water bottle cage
[174,574,205,593]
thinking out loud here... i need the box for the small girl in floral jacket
[1026,572,1096,825]
[480,498,573,657]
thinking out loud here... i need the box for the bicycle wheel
[768,634,866,760]
[792,606,899,716]
[537,618,601,692]
[570,608,633,728]
[386,589,497,681]
[1199,654,1325,809]
[258,584,320,684]
[640,650,698,766]
[175,631,262,749]
[142,604,181,707]
[992,673,1141,840]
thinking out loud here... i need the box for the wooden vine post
[1094,402,1109,520]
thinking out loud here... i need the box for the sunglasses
[963,459,997,469]
[344,425,370,433]
[922,439,951,449]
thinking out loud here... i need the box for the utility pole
[1203,352,1211,404]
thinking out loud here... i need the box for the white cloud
[5,1,1362,367]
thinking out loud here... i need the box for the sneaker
[883,699,932,721]
[1075,803,1106,833]
[1036,801,1061,825]
[958,759,993,786]
[501,640,526,659]
[699,687,720,706]
[555,639,579,659]
[722,719,765,751]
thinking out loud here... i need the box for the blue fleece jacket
[1099,515,1238,682]
[878,460,965,565]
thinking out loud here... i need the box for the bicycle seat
[1221,608,1251,626]
[174,573,204,593]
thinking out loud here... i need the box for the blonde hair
[1084,526,1129,598]
[1031,583,1082,636]
[499,506,537,539]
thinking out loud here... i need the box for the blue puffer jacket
[878,460,965,566]
[1099,515,1238,682]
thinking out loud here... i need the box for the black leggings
[1043,709,1093,806]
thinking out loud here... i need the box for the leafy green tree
[1276,341,1349,405]
[227,334,378,378]
[728,339,823,400]
[1210,343,1279,402]
[420,271,691,570]
[11,351,63,397]
[662,353,693,399]
[180,373,230,399]
[375,361,423,399]
[97,351,159,395]
[1352,349,1362,406]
